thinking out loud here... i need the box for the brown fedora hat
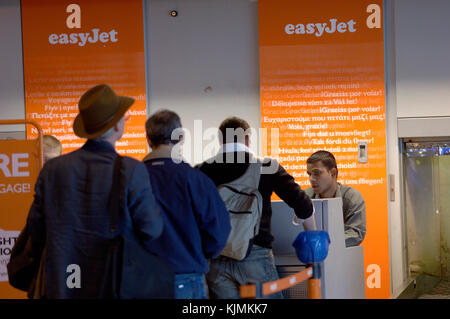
[73,84,135,139]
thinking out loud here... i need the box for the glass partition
[403,142,450,280]
[438,154,450,281]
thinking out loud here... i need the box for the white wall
[145,0,260,164]
[395,0,450,119]
[385,0,407,298]
[0,0,25,133]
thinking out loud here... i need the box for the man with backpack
[197,117,316,299]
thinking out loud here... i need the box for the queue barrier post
[239,230,330,299]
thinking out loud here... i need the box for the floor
[418,280,450,299]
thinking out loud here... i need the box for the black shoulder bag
[105,155,174,299]
[7,226,41,295]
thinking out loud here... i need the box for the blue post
[292,230,331,298]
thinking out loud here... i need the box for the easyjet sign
[0,153,30,177]
[47,5,119,46]
[0,153,32,195]
[22,0,148,159]
[49,28,118,46]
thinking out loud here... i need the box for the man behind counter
[304,150,366,247]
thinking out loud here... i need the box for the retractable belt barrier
[0,120,43,299]
[240,266,316,298]
[240,230,330,299]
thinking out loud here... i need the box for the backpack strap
[228,154,263,189]
[108,155,123,233]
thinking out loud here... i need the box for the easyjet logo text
[48,4,118,46]
[48,28,118,47]
[285,18,357,37]
[284,4,382,37]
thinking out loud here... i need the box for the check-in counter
[271,198,365,299]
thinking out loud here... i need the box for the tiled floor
[418,280,450,299]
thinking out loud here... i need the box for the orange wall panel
[0,139,41,298]
[259,0,390,298]
[22,0,148,158]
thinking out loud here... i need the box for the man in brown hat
[20,84,163,298]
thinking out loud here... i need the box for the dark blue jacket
[26,140,163,298]
[143,157,231,274]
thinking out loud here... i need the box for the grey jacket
[26,140,163,298]
[305,183,366,247]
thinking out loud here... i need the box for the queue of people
[9,84,366,299]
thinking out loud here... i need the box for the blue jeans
[174,273,208,299]
[206,245,284,299]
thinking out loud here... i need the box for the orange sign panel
[21,0,147,158]
[0,139,41,298]
[258,0,389,298]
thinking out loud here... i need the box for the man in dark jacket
[142,110,231,299]
[24,84,163,298]
[197,116,316,299]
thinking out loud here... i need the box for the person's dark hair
[145,109,182,147]
[218,116,251,144]
[307,150,338,176]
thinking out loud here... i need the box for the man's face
[306,161,336,196]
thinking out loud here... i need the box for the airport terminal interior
[0,0,449,299]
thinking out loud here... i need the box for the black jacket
[197,151,313,248]
[24,140,163,298]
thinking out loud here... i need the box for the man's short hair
[145,109,182,147]
[307,150,338,173]
[218,116,250,144]
[43,135,62,155]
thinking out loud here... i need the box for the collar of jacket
[142,152,151,162]
[311,182,342,199]
[82,139,117,154]
[219,142,253,154]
